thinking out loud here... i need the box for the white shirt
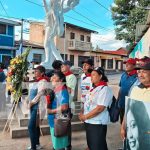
[80,73,93,103]
[84,85,113,125]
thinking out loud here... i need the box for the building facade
[0,18,21,67]
[20,21,127,70]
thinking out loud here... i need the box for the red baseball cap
[123,58,136,65]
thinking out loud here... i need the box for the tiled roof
[97,48,127,56]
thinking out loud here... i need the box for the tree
[111,0,150,48]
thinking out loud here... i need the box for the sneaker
[27,145,42,150]
[36,144,43,150]
[26,146,35,150]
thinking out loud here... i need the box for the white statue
[41,0,80,69]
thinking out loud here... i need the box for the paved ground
[0,74,122,150]
[0,122,122,150]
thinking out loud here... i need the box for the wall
[29,23,45,45]
[24,48,45,62]
[130,27,150,58]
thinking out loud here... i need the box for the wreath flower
[6,47,31,102]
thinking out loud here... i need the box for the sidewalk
[0,122,122,150]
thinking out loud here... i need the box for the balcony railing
[68,39,92,51]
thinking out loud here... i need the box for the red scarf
[128,70,137,76]
[90,81,107,92]
[85,73,91,77]
[0,69,3,72]
[83,73,91,80]
[36,76,50,82]
[64,71,73,76]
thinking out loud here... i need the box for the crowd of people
[1,56,150,150]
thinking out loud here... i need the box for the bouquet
[6,47,31,102]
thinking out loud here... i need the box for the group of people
[27,60,77,150]
[119,57,150,150]
[26,56,150,150]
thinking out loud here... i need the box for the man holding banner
[121,60,150,150]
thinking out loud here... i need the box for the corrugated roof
[0,18,21,26]
[15,40,44,49]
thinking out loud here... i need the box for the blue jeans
[28,106,40,150]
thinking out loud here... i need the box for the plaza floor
[0,122,122,150]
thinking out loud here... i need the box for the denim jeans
[28,105,40,150]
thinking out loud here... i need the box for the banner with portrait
[125,97,150,150]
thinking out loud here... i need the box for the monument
[41,0,80,69]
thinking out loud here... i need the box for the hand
[28,101,34,108]
[120,125,126,140]
[47,108,53,114]
[78,113,86,122]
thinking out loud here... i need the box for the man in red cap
[117,58,137,124]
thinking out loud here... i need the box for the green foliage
[111,0,150,46]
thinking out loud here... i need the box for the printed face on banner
[125,97,150,150]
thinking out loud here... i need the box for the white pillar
[113,59,116,70]
[105,59,108,70]
[118,61,121,70]
[99,58,101,67]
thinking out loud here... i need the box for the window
[33,54,42,63]
[0,24,6,34]
[70,32,75,39]
[61,54,68,61]
[80,35,84,41]
[70,55,74,66]
[107,59,113,69]
[87,36,90,42]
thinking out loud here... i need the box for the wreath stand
[3,98,44,136]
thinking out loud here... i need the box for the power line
[0,12,117,43]
[72,9,114,32]
[24,0,43,7]
[23,0,114,33]
[93,0,111,13]
[65,15,100,29]
[0,0,9,17]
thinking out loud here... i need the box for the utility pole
[20,19,24,54]
[64,23,66,61]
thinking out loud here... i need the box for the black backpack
[108,96,120,123]
[101,86,120,123]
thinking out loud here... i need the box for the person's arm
[79,105,105,122]
[47,104,68,114]
[121,116,126,140]
[29,79,48,106]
